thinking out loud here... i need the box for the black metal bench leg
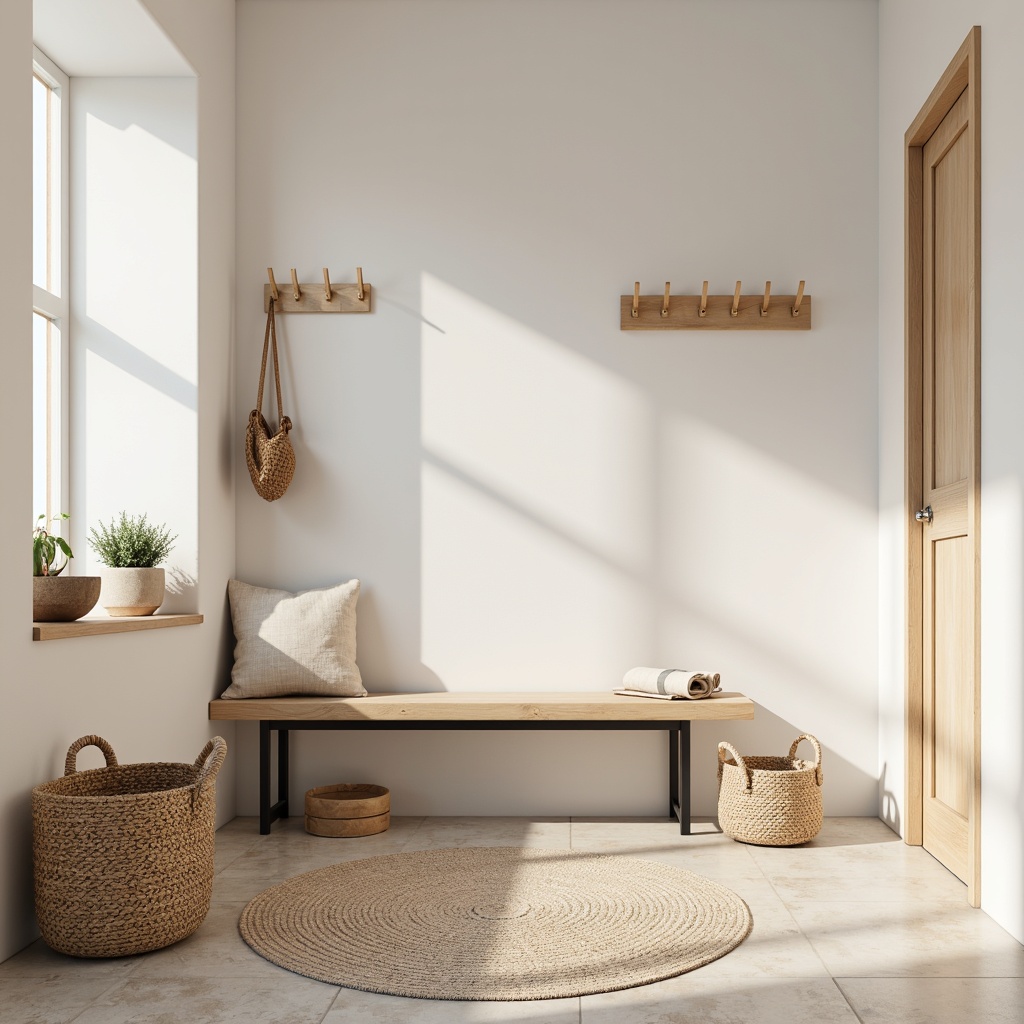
[669,727,679,818]
[260,720,272,835]
[278,728,289,821]
[669,723,691,835]
[677,721,690,835]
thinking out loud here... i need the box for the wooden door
[905,27,980,906]
[921,87,973,884]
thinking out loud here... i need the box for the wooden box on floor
[304,783,390,837]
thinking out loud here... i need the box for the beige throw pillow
[222,579,366,698]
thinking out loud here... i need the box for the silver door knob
[915,506,933,523]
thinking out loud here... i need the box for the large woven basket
[33,734,227,958]
[717,734,823,846]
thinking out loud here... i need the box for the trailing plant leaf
[33,513,73,576]
[88,512,177,568]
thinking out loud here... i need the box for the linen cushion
[223,578,366,698]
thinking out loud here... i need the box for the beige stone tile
[215,816,262,835]
[788,900,1024,977]
[127,903,292,981]
[766,859,967,903]
[568,834,767,883]
[580,976,860,1023]
[0,938,139,981]
[743,818,922,877]
[692,879,830,979]
[0,976,120,1024]
[402,816,572,850]
[837,977,1024,1024]
[214,833,261,874]
[323,988,580,1022]
[70,976,338,1024]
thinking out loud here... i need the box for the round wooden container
[304,783,390,838]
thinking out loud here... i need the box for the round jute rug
[239,846,752,1001]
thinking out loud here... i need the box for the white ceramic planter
[100,567,165,616]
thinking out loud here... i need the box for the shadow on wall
[879,760,901,835]
[236,268,880,812]
[697,704,880,819]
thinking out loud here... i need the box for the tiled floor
[4,816,1023,1023]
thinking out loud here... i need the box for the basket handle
[718,741,752,792]
[64,735,118,776]
[789,734,824,787]
[194,736,228,787]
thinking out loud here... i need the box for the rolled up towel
[620,666,722,699]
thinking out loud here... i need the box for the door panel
[932,119,971,491]
[919,87,973,886]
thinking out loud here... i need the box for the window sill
[33,613,203,641]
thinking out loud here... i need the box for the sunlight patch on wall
[421,273,654,570]
[421,460,651,689]
[660,414,878,762]
[84,112,196,384]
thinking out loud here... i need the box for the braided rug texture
[239,846,752,1001]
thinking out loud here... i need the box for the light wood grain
[305,812,390,837]
[931,538,972,818]
[210,691,755,723]
[33,613,203,641]
[620,293,811,330]
[904,129,924,848]
[905,26,981,907]
[264,281,371,314]
[905,28,975,147]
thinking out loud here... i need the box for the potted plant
[88,512,178,617]
[33,513,101,622]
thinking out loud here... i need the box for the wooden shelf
[33,613,203,641]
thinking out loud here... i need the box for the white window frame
[32,46,70,526]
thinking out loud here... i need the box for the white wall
[878,3,1024,945]
[0,0,235,962]
[70,77,199,609]
[234,0,880,818]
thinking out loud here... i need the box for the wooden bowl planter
[33,576,101,622]
[304,783,390,837]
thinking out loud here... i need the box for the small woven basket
[32,734,227,958]
[717,734,823,846]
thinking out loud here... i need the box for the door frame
[904,26,981,906]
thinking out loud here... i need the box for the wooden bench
[208,691,755,835]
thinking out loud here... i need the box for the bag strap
[255,299,292,434]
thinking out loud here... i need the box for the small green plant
[33,513,73,576]
[88,512,177,568]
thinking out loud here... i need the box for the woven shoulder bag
[246,298,295,501]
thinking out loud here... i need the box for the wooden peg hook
[661,282,671,318]
[792,280,805,317]
[322,268,332,302]
[731,281,742,317]
[761,281,772,317]
[699,281,709,318]
[632,282,640,319]
[356,267,365,302]
[290,268,301,301]
[267,268,280,303]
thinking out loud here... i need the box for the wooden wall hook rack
[264,266,372,313]
[621,280,811,330]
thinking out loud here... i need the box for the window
[32,48,69,529]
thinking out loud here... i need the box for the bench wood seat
[209,690,755,835]
[209,690,754,722]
